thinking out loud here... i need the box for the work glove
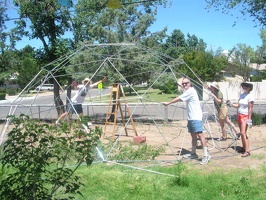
[247,119,252,128]
[226,100,232,107]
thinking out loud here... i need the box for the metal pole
[86,105,89,116]
[164,105,168,122]
[38,105,40,120]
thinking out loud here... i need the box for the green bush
[0,115,102,199]
[5,88,17,96]
[0,93,5,100]
[123,86,140,93]
[252,112,264,125]
[0,88,5,93]
[153,80,178,94]
[99,140,165,161]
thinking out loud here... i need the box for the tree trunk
[53,79,64,117]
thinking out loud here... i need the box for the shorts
[187,120,203,133]
[218,106,228,120]
[66,103,83,114]
[237,113,248,124]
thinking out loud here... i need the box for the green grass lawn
[70,163,266,200]
[89,88,177,103]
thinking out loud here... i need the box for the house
[2,73,19,89]
[221,50,266,81]
[249,63,266,76]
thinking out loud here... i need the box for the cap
[241,82,253,91]
[210,82,219,90]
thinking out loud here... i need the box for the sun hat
[82,78,91,84]
[241,82,253,91]
[210,82,219,90]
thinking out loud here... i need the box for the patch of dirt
[1,120,265,171]
[101,121,266,170]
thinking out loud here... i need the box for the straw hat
[210,82,219,90]
[82,78,91,84]
[241,82,253,91]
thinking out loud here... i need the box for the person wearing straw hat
[208,82,239,141]
[55,76,107,125]
[226,82,254,157]
[163,77,211,165]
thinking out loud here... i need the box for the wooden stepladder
[103,83,138,139]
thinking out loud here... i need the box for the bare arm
[248,101,254,119]
[163,96,181,106]
[91,77,107,87]
[211,93,223,104]
[231,102,239,108]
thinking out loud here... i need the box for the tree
[12,0,72,115]
[251,69,266,81]
[175,50,227,99]
[12,0,167,116]
[162,29,188,59]
[141,28,168,49]
[260,29,266,50]
[255,29,266,63]
[0,3,13,86]
[161,29,208,61]
[205,0,266,27]
[68,1,168,86]
[230,43,255,81]
[186,33,207,52]
[14,46,40,89]
[180,50,227,82]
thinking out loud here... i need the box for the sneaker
[183,153,198,159]
[236,133,241,140]
[200,155,211,165]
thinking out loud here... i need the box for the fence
[0,101,265,123]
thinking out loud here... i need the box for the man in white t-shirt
[55,77,107,125]
[163,77,211,165]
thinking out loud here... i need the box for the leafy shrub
[153,77,179,94]
[252,112,264,125]
[0,93,5,100]
[153,80,178,94]
[100,141,165,161]
[170,162,189,187]
[123,86,140,93]
[0,88,5,93]
[0,115,102,199]
[5,88,17,96]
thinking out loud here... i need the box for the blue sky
[150,0,264,51]
[5,0,264,51]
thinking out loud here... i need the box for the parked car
[36,84,54,91]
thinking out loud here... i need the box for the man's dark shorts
[66,103,83,114]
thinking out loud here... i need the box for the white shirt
[179,87,202,120]
[71,83,98,104]
[238,93,254,115]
